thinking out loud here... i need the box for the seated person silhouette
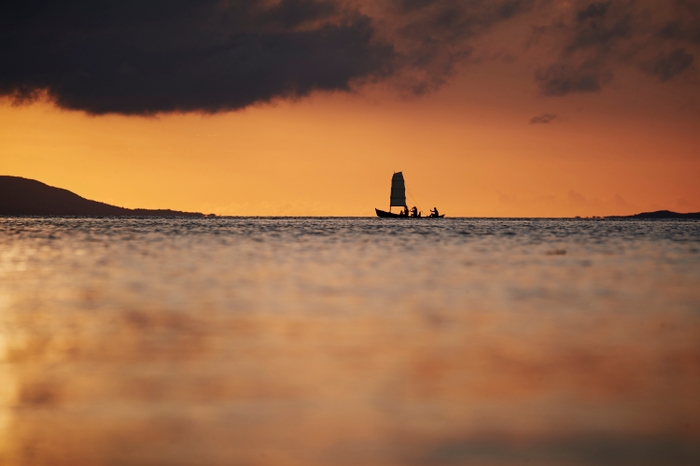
[430,207,440,217]
[400,206,409,217]
[411,206,419,217]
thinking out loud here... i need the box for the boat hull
[375,208,402,218]
[375,208,444,218]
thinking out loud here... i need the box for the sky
[1,0,699,217]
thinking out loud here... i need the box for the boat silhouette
[375,172,444,218]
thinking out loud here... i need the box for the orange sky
[1,1,699,217]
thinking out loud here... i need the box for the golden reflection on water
[0,218,699,465]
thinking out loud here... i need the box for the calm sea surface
[1,217,699,465]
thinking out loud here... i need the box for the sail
[390,172,407,207]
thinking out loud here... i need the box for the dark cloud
[536,63,611,96]
[262,0,338,28]
[659,20,700,45]
[394,0,534,43]
[576,2,611,22]
[566,14,630,53]
[529,113,558,124]
[420,435,700,465]
[642,48,694,82]
[0,0,395,115]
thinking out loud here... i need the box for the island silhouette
[0,176,205,217]
[607,210,700,219]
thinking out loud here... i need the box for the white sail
[390,172,407,207]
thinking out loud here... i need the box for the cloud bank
[0,0,697,114]
[0,0,397,114]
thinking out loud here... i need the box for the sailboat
[375,172,445,218]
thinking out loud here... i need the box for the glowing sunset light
[1,0,698,216]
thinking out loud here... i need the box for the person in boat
[430,207,440,217]
[401,206,409,217]
[411,206,419,217]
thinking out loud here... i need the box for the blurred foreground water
[0,217,699,466]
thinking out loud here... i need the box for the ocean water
[0,217,699,466]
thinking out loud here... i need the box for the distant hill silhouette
[0,176,204,217]
[607,210,700,219]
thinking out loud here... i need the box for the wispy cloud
[642,48,694,82]
[533,0,700,96]
[529,113,558,124]
[568,189,637,215]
